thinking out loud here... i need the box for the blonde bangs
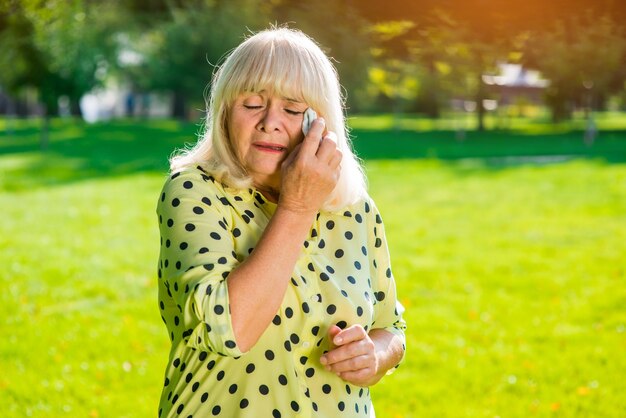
[218,31,330,112]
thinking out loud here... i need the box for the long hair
[170,27,367,211]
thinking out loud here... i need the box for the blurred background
[1,1,625,417]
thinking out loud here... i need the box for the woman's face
[228,90,308,192]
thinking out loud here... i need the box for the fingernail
[320,356,327,365]
[334,337,342,345]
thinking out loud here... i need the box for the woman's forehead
[237,89,305,103]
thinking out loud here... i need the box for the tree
[526,14,626,121]
[119,0,271,119]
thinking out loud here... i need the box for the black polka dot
[167,219,174,227]
[335,249,344,258]
[240,398,249,408]
[201,392,208,403]
[185,223,195,231]
[355,213,363,223]
[265,350,275,360]
[176,404,184,414]
[320,272,330,281]
[357,306,364,316]
[210,232,221,240]
[326,220,335,230]
[338,401,345,411]
[290,333,300,344]
[345,231,353,239]
[347,275,356,284]
[192,381,199,392]
[217,257,227,264]
[326,304,337,315]
[246,363,255,373]
[322,384,331,394]
[212,405,221,415]
[291,401,300,412]
[229,384,238,394]
[180,242,188,250]
[272,315,281,325]
[233,228,241,237]
[216,370,225,381]
[183,181,193,189]
[305,367,315,377]
[214,305,224,315]
[202,197,211,206]
[285,308,293,318]
[278,374,288,385]
[225,340,236,349]
[259,385,269,395]
[336,320,347,329]
[272,409,281,418]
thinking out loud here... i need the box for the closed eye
[285,109,303,115]
[243,105,263,110]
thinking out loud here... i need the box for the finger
[328,149,342,170]
[327,354,372,373]
[338,369,375,386]
[322,340,370,366]
[315,133,339,161]
[281,143,302,169]
[300,118,326,155]
[332,324,368,346]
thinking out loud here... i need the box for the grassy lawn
[1,118,625,417]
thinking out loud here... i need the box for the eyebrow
[252,90,303,104]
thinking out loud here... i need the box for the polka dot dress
[156,166,406,417]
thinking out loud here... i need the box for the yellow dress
[156,166,406,417]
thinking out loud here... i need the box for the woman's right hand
[278,118,342,214]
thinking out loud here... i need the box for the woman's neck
[255,184,280,203]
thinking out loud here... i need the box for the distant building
[482,63,549,106]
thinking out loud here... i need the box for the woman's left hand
[319,324,386,387]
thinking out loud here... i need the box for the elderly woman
[156,27,406,417]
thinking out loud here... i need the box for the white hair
[170,27,367,211]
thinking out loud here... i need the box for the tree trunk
[172,90,187,120]
[476,72,486,132]
[40,105,49,151]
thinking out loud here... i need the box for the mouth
[253,143,287,153]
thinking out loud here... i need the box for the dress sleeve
[157,169,243,357]
[367,198,407,370]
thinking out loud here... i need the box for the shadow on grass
[0,119,200,191]
[1,118,625,191]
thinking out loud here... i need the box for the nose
[256,106,281,133]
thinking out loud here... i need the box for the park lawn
[0,119,625,417]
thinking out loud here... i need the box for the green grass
[1,117,625,417]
